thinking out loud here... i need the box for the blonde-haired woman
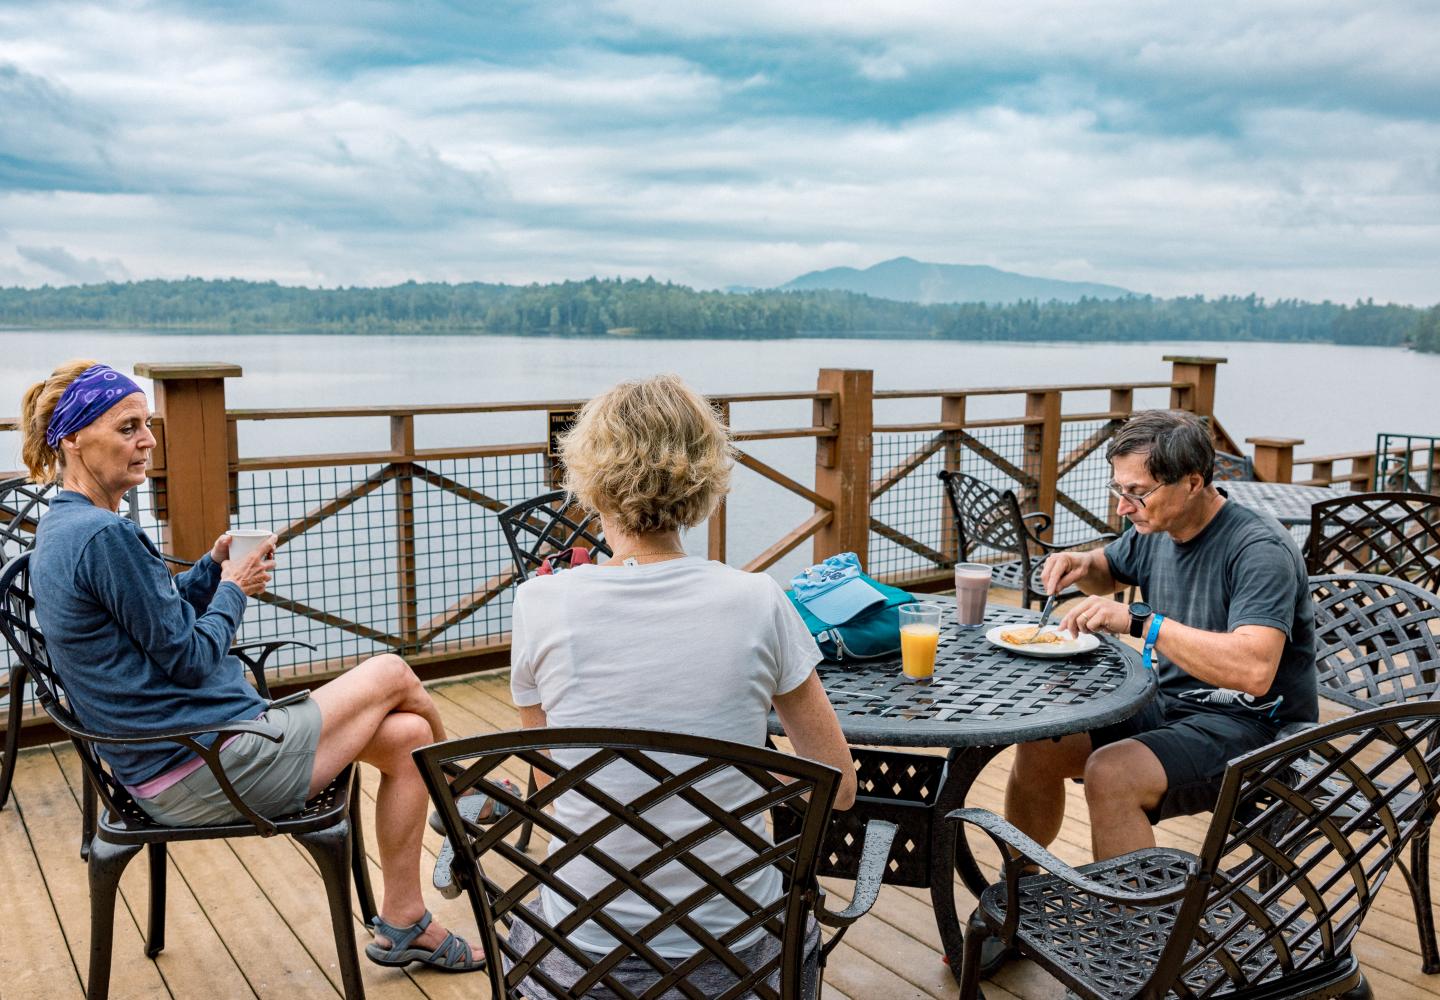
[508,374,856,984]
[20,360,482,973]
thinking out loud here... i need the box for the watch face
[1130,602,1152,618]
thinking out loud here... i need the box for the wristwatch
[1128,601,1153,638]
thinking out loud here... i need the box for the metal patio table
[1219,480,1343,541]
[769,598,1154,980]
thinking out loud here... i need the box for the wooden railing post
[709,401,729,563]
[1107,387,1134,530]
[1247,437,1304,484]
[134,363,241,561]
[1023,390,1061,541]
[939,394,966,562]
[1165,355,1226,421]
[814,368,873,568]
[1352,453,1378,493]
[391,415,418,646]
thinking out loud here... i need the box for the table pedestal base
[930,744,1005,984]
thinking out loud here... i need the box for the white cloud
[0,0,1436,303]
[16,244,129,283]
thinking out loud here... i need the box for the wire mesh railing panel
[867,432,951,584]
[1053,419,1122,547]
[867,424,1029,584]
[229,454,549,681]
[407,456,545,653]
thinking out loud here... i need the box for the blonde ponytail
[19,358,98,483]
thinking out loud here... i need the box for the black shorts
[1090,693,1282,823]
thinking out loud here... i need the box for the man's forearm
[1152,619,1280,697]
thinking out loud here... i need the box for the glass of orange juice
[899,603,942,682]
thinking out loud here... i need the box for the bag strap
[536,546,593,576]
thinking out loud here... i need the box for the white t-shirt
[509,556,821,959]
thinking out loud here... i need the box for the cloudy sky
[2,0,1437,302]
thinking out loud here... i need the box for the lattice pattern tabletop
[773,601,1153,748]
[1219,480,1342,526]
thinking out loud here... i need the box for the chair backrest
[2,478,144,567]
[0,477,55,566]
[0,553,146,827]
[936,471,1026,561]
[1306,492,1440,590]
[1311,573,1440,712]
[414,727,841,1000]
[1212,450,1256,483]
[1150,703,1440,996]
[496,490,610,583]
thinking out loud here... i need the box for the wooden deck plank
[9,747,173,1000]
[10,663,1440,1000]
[0,755,84,1000]
[47,743,263,1000]
[225,834,428,1000]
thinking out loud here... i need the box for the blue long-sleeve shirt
[30,491,267,786]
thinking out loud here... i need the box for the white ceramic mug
[227,528,274,563]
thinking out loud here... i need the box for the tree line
[0,277,1433,349]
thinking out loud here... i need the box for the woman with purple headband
[19,359,484,974]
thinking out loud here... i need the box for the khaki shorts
[137,696,324,827]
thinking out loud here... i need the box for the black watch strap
[1128,602,1152,639]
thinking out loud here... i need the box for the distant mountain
[779,256,1131,305]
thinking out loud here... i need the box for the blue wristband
[1142,614,1165,671]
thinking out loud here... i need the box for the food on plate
[999,628,1066,646]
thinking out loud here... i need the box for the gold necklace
[609,549,688,565]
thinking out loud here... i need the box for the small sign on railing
[548,409,578,459]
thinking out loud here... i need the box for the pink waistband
[128,752,211,799]
[127,713,263,799]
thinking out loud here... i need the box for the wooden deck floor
[5,672,1440,1000]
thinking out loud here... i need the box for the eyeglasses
[1106,480,1166,508]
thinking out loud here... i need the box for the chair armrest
[84,716,284,748]
[1020,511,1053,535]
[230,639,317,698]
[816,819,897,928]
[84,717,288,836]
[1033,532,1119,553]
[161,553,196,569]
[948,809,1193,907]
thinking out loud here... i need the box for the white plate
[984,625,1101,658]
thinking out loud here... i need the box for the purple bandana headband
[44,365,145,447]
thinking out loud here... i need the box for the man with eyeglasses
[981,408,1316,978]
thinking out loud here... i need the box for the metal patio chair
[0,553,376,1000]
[952,701,1440,999]
[497,489,611,583]
[1305,491,1440,592]
[1311,572,1440,972]
[1212,450,1256,483]
[418,727,897,1000]
[0,477,314,857]
[937,470,1117,609]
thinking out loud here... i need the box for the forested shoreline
[1,277,1435,350]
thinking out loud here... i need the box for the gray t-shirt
[1103,493,1317,726]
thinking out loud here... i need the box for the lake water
[5,330,1432,447]
[3,329,1434,670]
[2,329,1435,575]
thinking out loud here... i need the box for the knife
[1030,594,1058,641]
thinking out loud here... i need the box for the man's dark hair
[1105,409,1215,486]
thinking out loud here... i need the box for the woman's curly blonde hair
[560,374,732,535]
[19,358,98,483]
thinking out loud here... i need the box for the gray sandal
[427,779,518,836]
[365,910,484,973]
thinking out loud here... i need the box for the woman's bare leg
[308,654,464,956]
